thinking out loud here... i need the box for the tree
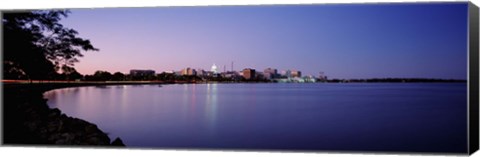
[112,72,126,81]
[92,71,112,81]
[60,66,83,81]
[3,10,98,80]
[157,72,175,81]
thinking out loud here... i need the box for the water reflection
[188,84,197,117]
[181,84,189,119]
[205,84,218,134]
[43,83,467,152]
[44,87,81,108]
[95,85,108,89]
[120,86,129,113]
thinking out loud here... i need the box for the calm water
[44,83,467,153]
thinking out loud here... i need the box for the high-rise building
[180,68,189,75]
[264,68,278,80]
[291,70,302,78]
[188,68,197,76]
[196,69,206,77]
[181,67,197,76]
[242,68,256,80]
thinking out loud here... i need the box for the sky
[60,2,469,79]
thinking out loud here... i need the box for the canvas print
[2,2,478,155]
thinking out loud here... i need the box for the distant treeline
[79,70,269,83]
[327,78,467,83]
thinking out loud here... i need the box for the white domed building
[211,63,219,74]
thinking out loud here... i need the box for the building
[256,72,264,80]
[174,71,182,76]
[196,69,206,77]
[222,71,241,79]
[211,64,219,74]
[242,68,256,80]
[130,69,155,77]
[291,70,302,78]
[187,68,197,76]
[264,68,278,80]
[303,75,317,83]
[163,70,175,74]
[180,68,189,76]
[181,67,197,76]
[282,70,292,78]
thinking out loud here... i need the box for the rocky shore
[3,83,130,146]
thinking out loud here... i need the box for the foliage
[92,71,112,81]
[112,72,126,81]
[3,10,98,80]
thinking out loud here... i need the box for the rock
[55,139,67,144]
[4,84,126,146]
[24,122,37,130]
[85,125,98,134]
[57,120,65,132]
[111,137,125,146]
[39,128,48,135]
[86,137,100,144]
[59,114,68,120]
[48,108,61,118]
[48,133,62,142]
[46,119,63,133]
[61,133,76,143]
[46,123,57,133]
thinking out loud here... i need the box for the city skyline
[60,3,468,79]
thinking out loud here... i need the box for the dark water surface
[44,83,467,153]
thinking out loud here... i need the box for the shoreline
[1,79,467,85]
[2,82,141,146]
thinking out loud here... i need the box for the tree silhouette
[112,72,126,81]
[3,10,98,80]
[93,70,112,81]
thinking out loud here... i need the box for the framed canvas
[1,0,479,156]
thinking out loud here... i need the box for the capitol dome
[211,63,218,74]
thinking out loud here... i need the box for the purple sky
[60,3,468,79]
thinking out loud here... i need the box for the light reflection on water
[206,84,218,134]
[44,83,467,152]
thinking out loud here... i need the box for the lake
[44,83,467,153]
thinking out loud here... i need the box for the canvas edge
[468,1,479,155]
